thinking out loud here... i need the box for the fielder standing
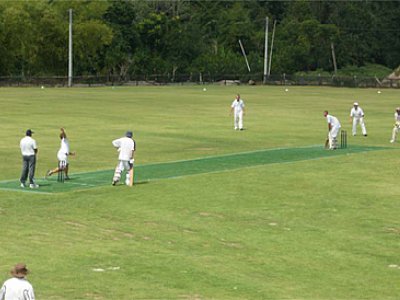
[323,111,341,150]
[19,129,39,188]
[112,131,135,186]
[390,107,400,143]
[0,263,35,300]
[349,102,367,136]
[230,94,245,130]
[46,128,75,180]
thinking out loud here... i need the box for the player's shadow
[134,180,149,185]
[113,180,149,186]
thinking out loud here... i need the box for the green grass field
[0,85,399,299]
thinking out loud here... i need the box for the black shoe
[363,134,368,137]
[112,180,117,186]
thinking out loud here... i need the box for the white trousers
[392,126,399,142]
[234,111,243,129]
[113,160,132,185]
[57,151,68,164]
[352,117,367,135]
[329,126,340,149]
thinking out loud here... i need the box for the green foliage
[0,0,399,77]
[295,63,392,79]
[337,63,392,78]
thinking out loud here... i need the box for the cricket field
[0,85,399,299]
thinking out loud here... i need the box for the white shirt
[350,107,364,118]
[57,138,70,157]
[20,136,37,156]
[231,99,245,114]
[0,277,35,300]
[395,112,400,122]
[112,137,135,161]
[327,114,341,128]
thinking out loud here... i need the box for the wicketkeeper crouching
[112,131,135,186]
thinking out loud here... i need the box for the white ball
[203,88,207,92]
[41,86,44,89]
[285,88,289,92]
[377,90,381,94]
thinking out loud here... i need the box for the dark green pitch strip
[0,145,388,193]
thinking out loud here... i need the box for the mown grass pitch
[0,145,389,194]
[0,85,399,299]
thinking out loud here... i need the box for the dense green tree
[0,2,39,76]
[104,1,139,79]
[0,0,399,78]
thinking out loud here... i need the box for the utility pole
[268,20,277,76]
[331,42,337,75]
[68,9,73,87]
[238,39,251,72]
[263,17,269,84]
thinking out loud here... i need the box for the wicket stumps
[58,161,66,183]
[341,130,347,149]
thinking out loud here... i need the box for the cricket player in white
[349,102,367,136]
[324,111,341,150]
[47,128,75,179]
[390,107,400,143]
[112,131,135,186]
[19,129,39,188]
[230,94,245,130]
[0,263,35,300]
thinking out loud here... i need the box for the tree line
[0,0,399,79]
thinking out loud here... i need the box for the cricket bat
[129,167,134,186]
[324,137,329,149]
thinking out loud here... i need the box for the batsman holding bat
[323,110,341,150]
[112,131,135,186]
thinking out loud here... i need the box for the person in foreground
[0,263,35,300]
[324,110,341,150]
[112,131,135,186]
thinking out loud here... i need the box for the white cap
[353,102,359,106]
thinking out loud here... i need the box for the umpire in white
[19,129,39,188]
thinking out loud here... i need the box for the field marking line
[63,181,97,187]
[0,187,53,195]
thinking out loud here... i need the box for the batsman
[323,110,341,150]
[112,131,135,186]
